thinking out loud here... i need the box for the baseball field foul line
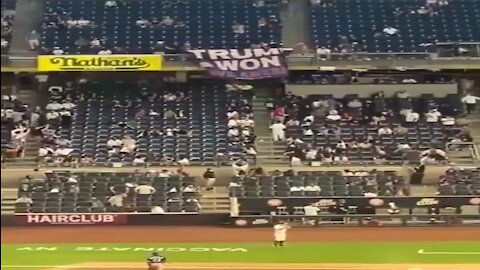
[0,266,395,270]
[417,249,480,255]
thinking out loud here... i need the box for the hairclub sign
[15,214,128,226]
[188,48,289,80]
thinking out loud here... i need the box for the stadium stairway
[18,88,42,162]
[280,0,312,47]
[1,188,17,214]
[199,187,231,213]
[9,0,45,54]
[252,88,288,165]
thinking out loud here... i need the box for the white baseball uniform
[273,224,288,242]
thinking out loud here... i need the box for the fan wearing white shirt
[108,194,126,208]
[183,185,197,193]
[46,101,62,111]
[425,109,441,123]
[135,184,156,195]
[151,205,165,214]
[441,116,455,126]
[270,121,286,141]
[303,128,314,136]
[461,94,480,114]
[404,110,419,123]
[133,156,146,165]
[304,183,321,192]
[52,47,64,55]
[383,26,399,35]
[54,147,73,156]
[98,49,112,55]
[378,127,393,135]
[326,110,341,121]
[228,118,239,127]
[290,186,305,192]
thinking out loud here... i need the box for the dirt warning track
[3,226,480,243]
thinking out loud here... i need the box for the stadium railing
[229,213,480,227]
[2,50,480,70]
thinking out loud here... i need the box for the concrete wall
[286,83,458,98]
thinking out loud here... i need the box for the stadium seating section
[1,0,15,53]
[46,80,250,165]
[311,0,480,52]
[438,168,480,195]
[15,171,200,213]
[284,93,465,162]
[229,170,406,197]
[40,0,282,54]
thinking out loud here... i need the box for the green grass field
[2,242,480,267]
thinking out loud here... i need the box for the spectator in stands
[135,182,156,195]
[151,205,165,214]
[183,185,197,193]
[383,26,399,36]
[441,115,455,126]
[52,47,64,55]
[91,197,105,210]
[26,30,40,50]
[15,195,33,205]
[108,193,125,209]
[290,185,305,192]
[403,109,420,124]
[270,121,286,141]
[393,124,408,134]
[305,182,321,192]
[232,159,249,176]
[120,135,136,154]
[105,1,118,7]
[177,156,190,166]
[378,126,393,135]
[420,148,448,164]
[203,168,216,191]
[326,110,341,121]
[136,17,149,28]
[133,155,146,166]
[232,22,245,35]
[461,93,480,114]
[425,109,441,123]
[396,90,410,99]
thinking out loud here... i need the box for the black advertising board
[238,196,480,214]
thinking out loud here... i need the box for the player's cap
[152,252,159,256]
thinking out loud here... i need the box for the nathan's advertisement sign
[16,214,128,225]
[188,48,288,80]
[37,55,163,71]
[238,196,480,214]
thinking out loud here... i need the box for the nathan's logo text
[37,55,162,71]
[50,57,150,70]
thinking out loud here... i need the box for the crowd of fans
[1,93,37,159]
[228,167,410,198]
[1,5,14,52]
[311,0,453,55]
[15,168,202,213]
[267,89,474,166]
[37,0,283,55]
[227,85,257,165]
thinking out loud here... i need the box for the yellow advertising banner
[37,55,163,71]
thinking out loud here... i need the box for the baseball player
[146,252,167,270]
[273,221,291,247]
